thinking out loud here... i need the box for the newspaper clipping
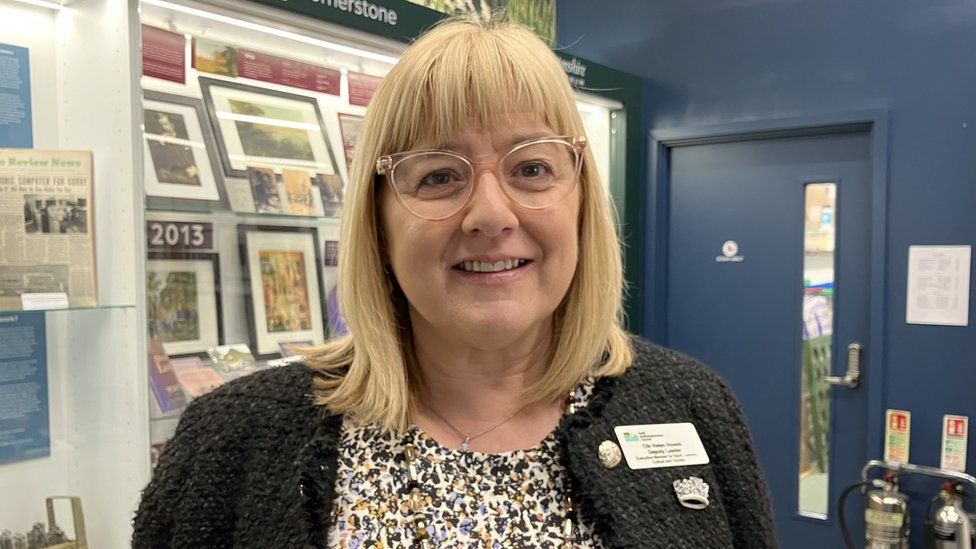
[0,149,96,309]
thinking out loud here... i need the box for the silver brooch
[598,440,622,469]
[673,476,710,509]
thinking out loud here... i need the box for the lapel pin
[673,476,710,509]
[598,440,622,469]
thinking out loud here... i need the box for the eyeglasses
[376,136,586,221]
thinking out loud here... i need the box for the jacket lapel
[288,410,343,549]
[558,364,722,548]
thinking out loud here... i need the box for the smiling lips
[454,259,531,273]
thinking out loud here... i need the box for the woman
[134,18,777,548]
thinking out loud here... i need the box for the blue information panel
[0,43,32,148]
[0,311,49,465]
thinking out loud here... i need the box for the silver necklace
[422,402,529,451]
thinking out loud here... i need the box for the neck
[412,319,550,412]
[408,313,563,452]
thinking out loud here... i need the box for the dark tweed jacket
[133,339,778,548]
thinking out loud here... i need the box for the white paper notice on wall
[906,245,971,326]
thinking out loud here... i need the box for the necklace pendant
[461,436,471,451]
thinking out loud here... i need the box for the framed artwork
[281,169,317,216]
[316,173,343,217]
[246,166,283,214]
[142,91,228,210]
[337,112,364,172]
[146,252,223,357]
[199,77,341,180]
[238,224,327,358]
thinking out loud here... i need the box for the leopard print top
[327,379,604,548]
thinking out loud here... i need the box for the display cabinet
[136,0,404,458]
[0,1,641,546]
[0,2,145,547]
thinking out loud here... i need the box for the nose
[459,168,519,237]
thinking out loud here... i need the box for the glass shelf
[146,203,343,223]
[0,304,136,316]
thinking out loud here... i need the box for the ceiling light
[10,0,65,10]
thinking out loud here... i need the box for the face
[379,116,581,351]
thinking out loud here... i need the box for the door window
[798,182,836,518]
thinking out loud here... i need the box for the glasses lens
[500,141,580,209]
[391,152,473,219]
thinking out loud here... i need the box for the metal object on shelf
[0,496,85,549]
[44,497,86,549]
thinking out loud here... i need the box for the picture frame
[142,91,228,210]
[337,112,365,172]
[199,77,342,181]
[146,252,223,357]
[237,224,327,358]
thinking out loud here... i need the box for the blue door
[664,131,873,547]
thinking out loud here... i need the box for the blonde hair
[307,17,633,433]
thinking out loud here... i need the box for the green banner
[403,0,555,45]
[247,0,443,43]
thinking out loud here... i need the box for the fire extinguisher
[839,474,910,549]
[925,482,975,549]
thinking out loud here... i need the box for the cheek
[551,196,582,260]
[379,194,445,289]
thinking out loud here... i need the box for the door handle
[826,343,862,389]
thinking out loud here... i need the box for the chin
[454,312,550,347]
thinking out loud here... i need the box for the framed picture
[281,169,317,216]
[146,252,223,357]
[246,166,283,214]
[337,112,364,172]
[142,91,228,210]
[238,225,327,358]
[199,77,341,180]
[316,173,343,217]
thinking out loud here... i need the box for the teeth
[458,259,526,273]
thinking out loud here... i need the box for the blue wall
[558,0,976,542]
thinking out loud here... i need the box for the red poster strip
[238,48,341,96]
[347,72,383,107]
[142,25,186,84]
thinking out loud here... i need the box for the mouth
[452,259,532,273]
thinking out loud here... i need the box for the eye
[514,161,553,180]
[412,168,467,199]
[420,169,462,187]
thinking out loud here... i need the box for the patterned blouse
[327,380,604,548]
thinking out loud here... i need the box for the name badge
[614,423,710,470]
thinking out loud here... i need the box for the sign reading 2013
[146,220,213,251]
